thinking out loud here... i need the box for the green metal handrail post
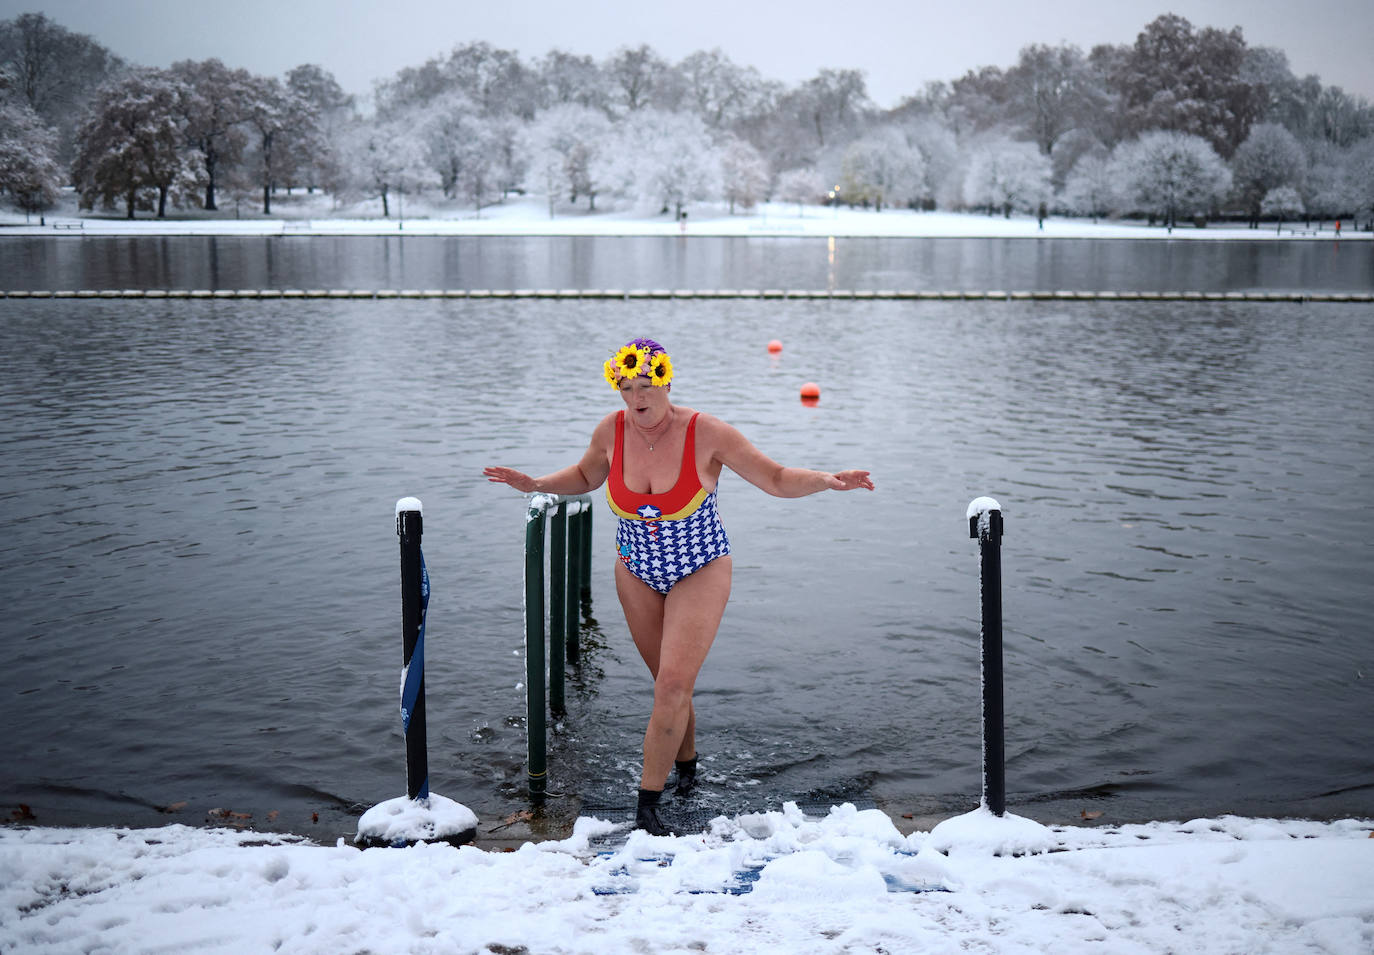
[549,502,568,716]
[521,493,592,799]
[524,503,547,797]
[564,503,581,664]
[579,506,593,600]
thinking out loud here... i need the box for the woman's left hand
[827,470,875,491]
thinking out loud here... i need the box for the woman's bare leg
[616,557,731,791]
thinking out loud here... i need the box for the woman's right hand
[483,466,538,493]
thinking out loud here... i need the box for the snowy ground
[1,805,1369,953]
[1,192,1363,240]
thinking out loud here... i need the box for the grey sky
[4,0,1371,109]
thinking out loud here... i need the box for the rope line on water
[3,288,1370,302]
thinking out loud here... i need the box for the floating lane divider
[3,289,1371,302]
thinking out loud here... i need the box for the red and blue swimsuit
[606,410,731,594]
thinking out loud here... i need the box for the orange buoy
[799,381,820,402]
[767,339,783,353]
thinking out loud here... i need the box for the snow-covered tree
[1110,130,1232,229]
[285,63,353,194]
[72,68,191,218]
[1300,139,1352,221]
[1060,152,1117,221]
[791,69,870,150]
[522,103,612,216]
[903,117,960,208]
[171,58,253,210]
[962,135,1051,217]
[775,167,827,215]
[1345,137,1374,225]
[679,49,765,131]
[1110,13,1266,157]
[1002,43,1106,157]
[1231,122,1306,227]
[242,75,322,214]
[487,117,528,200]
[719,137,768,213]
[342,119,427,218]
[605,45,669,115]
[377,41,539,120]
[417,92,482,199]
[0,82,63,215]
[0,12,122,166]
[1260,185,1303,232]
[606,109,719,217]
[839,128,925,211]
[534,49,608,112]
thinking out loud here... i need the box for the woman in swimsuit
[484,338,873,834]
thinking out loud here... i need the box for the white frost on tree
[962,134,1051,217]
[775,167,827,215]
[1259,184,1303,232]
[839,127,925,211]
[1110,129,1232,230]
[1231,122,1307,226]
[71,68,194,219]
[522,103,612,217]
[903,117,960,209]
[241,74,323,215]
[719,137,768,213]
[416,92,483,200]
[1060,151,1117,221]
[0,88,63,216]
[604,109,720,218]
[341,118,427,218]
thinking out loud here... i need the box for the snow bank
[1,808,1369,953]
[354,793,477,848]
[2,197,1364,240]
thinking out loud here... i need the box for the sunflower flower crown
[603,338,673,390]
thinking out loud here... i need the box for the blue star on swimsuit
[637,504,661,519]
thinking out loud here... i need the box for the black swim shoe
[635,788,672,836]
[673,757,698,798]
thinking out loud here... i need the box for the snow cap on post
[396,497,423,535]
[967,496,1002,539]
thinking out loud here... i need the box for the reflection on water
[2,234,1372,293]
[0,295,1371,840]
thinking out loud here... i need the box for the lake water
[1,236,1372,841]
[3,233,1372,293]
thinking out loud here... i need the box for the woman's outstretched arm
[702,414,874,497]
[484,413,615,495]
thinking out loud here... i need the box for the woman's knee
[652,673,695,711]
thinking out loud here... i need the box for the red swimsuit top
[606,410,711,521]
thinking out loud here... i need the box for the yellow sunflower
[614,344,650,379]
[649,352,673,386]
[603,358,620,389]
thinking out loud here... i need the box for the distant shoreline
[1,196,1364,241]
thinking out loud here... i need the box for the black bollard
[968,498,1005,816]
[397,500,429,801]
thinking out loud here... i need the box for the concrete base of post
[355,793,477,849]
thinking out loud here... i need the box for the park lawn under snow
[1,805,1370,953]
[1,192,1359,241]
